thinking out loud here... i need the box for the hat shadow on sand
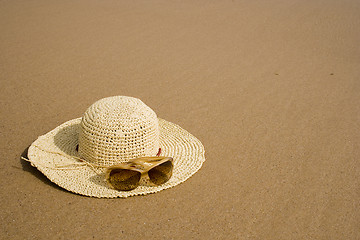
[52,123,157,190]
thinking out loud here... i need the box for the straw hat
[27,96,205,198]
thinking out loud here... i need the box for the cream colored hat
[27,96,205,198]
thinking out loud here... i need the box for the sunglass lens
[148,160,173,185]
[108,169,141,191]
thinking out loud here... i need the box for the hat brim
[27,117,205,198]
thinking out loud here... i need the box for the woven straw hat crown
[78,96,160,166]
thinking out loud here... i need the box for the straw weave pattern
[78,96,160,166]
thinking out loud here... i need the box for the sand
[1,0,359,239]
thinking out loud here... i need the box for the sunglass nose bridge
[130,164,145,171]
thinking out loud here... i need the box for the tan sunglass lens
[148,160,173,185]
[108,169,141,191]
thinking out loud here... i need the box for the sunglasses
[105,156,173,191]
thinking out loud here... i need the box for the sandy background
[1,0,359,239]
